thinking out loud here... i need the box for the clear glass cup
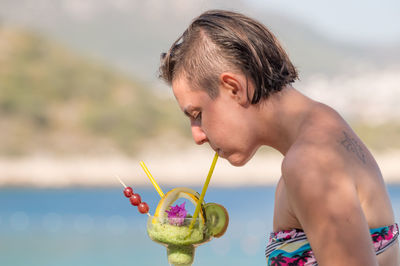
[147,216,213,266]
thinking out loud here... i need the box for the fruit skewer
[117,176,150,216]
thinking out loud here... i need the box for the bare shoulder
[280,106,359,213]
[281,136,351,198]
[278,103,396,264]
[277,102,398,264]
[282,102,376,181]
[280,128,379,264]
[281,105,347,182]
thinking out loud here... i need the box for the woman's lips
[213,147,221,155]
[211,146,224,157]
[216,148,225,157]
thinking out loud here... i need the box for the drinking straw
[140,161,164,198]
[188,152,219,231]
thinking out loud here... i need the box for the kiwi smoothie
[147,218,212,266]
[146,187,229,266]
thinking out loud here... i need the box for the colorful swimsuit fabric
[265,223,399,266]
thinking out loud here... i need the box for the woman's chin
[226,153,250,167]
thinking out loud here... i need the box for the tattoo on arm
[340,131,366,164]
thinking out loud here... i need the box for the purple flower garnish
[165,202,187,226]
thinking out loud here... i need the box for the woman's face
[172,76,260,166]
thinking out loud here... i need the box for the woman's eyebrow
[183,106,193,117]
[183,105,199,117]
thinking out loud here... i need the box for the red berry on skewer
[117,177,150,215]
[138,202,149,214]
[123,187,133,198]
[130,193,141,206]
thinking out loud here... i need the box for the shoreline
[0,149,399,188]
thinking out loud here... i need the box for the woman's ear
[219,72,250,106]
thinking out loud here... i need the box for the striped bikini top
[265,223,399,266]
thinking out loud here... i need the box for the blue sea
[1,186,400,266]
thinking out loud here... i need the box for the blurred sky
[248,0,400,45]
[1,0,399,45]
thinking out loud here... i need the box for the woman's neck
[255,85,316,155]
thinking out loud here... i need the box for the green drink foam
[148,221,211,245]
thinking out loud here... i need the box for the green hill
[0,27,189,156]
[0,26,398,157]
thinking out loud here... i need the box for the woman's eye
[195,112,202,121]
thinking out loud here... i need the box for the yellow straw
[188,152,219,231]
[140,161,164,198]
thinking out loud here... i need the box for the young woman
[159,10,399,265]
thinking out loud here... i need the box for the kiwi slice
[204,203,229,238]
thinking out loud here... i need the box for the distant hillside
[0,0,398,82]
[0,27,189,156]
[0,26,398,157]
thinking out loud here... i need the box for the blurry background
[0,0,399,265]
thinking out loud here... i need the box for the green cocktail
[119,155,225,265]
[146,187,229,266]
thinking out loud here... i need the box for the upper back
[284,102,395,228]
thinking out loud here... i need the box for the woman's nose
[191,125,208,145]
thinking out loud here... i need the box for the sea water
[0,186,399,266]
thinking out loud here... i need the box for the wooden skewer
[117,176,127,188]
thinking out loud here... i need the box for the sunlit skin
[172,71,399,265]
[172,73,315,165]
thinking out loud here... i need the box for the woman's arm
[282,148,378,266]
